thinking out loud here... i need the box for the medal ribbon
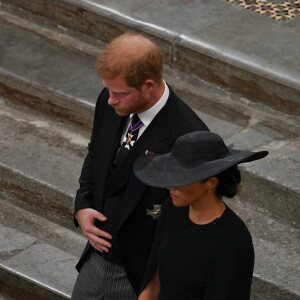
[129,119,143,132]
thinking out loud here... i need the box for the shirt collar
[132,81,169,127]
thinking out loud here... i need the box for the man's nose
[107,93,118,105]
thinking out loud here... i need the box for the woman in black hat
[134,131,268,300]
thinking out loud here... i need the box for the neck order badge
[115,114,143,166]
[125,114,143,149]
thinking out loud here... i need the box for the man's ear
[143,79,155,92]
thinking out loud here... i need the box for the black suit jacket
[74,85,209,293]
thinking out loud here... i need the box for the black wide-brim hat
[134,131,268,188]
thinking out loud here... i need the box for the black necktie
[115,113,143,166]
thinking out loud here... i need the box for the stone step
[0,0,299,119]
[0,162,75,231]
[0,94,89,230]
[0,293,11,300]
[0,15,97,131]
[0,197,86,300]
[225,198,300,300]
[1,13,298,138]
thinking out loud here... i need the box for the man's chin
[113,107,130,117]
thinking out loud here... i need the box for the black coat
[74,85,209,293]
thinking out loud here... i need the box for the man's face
[103,76,148,116]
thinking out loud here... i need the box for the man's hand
[76,208,112,253]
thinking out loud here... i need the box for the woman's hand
[138,269,160,300]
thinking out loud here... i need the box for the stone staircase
[0,0,299,299]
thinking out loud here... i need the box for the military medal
[125,117,143,150]
[146,204,162,220]
[125,132,135,149]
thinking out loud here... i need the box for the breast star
[146,204,162,220]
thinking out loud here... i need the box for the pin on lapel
[145,150,153,154]
[146,204,162,220]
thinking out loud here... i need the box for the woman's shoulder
[223,205,249,227]
[217,205,253,242]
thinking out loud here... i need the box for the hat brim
[134,149,268,188]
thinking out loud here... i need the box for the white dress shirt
[120,81,169,144]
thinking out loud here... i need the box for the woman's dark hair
[214,165,241,198]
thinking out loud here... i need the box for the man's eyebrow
[111,90,129,95]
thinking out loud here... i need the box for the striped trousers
[71,251,137,300]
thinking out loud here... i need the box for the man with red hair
[72,33,209,299]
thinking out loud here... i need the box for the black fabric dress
[141,199,254,300]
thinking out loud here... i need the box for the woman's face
[168,182,207,207]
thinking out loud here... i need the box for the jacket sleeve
[73,88,108,225]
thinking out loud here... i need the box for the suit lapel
[105,98,175,196]
[93,106,127,211]
[107,95,179,233]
